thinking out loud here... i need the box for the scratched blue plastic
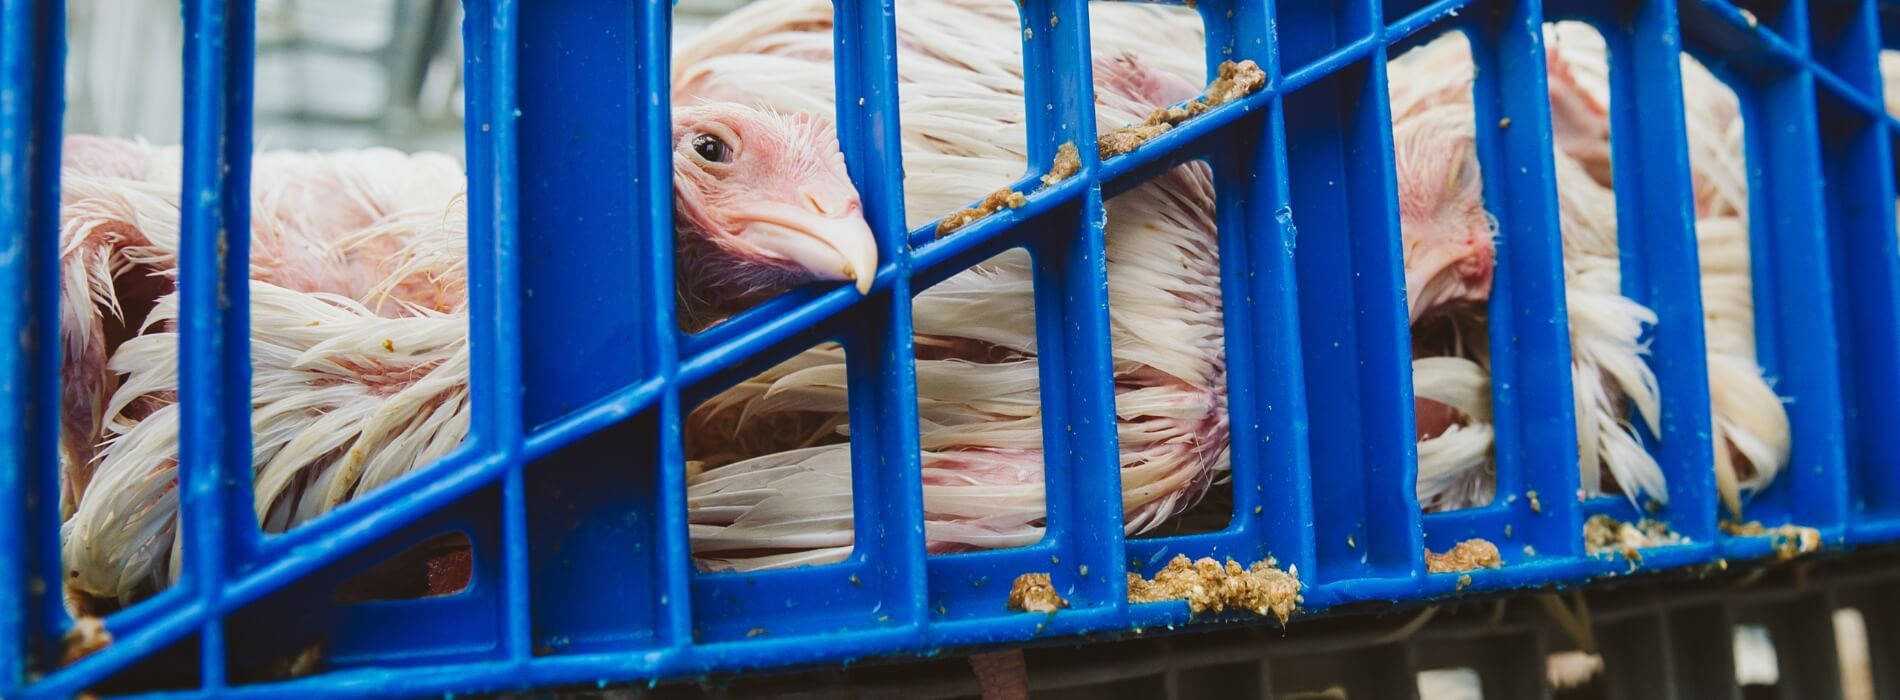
[4,0,1900,696]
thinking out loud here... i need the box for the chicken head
[672,103,877,330]
[1394,106,1496,327]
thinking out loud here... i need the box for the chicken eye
[693,134,731,163]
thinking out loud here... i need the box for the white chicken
[1395,23,1795,518]
[673,0,1234,570]
[671,3,1791,568]
[56,98,878,602]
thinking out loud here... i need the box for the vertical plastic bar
[511,0,654,432]
[1602,2,1721,542]
[1466,0,1586,558]
[0,0,65,685]
[1809,0,1880,91]
[507,0,686,652]
[1019,0,1098,173]
[1020,0,1126,607]
[831,0,928,627]
[1779,0,1814,53]
[635,0,695,651]
[179,0,257,685]
[461,0,529,659]
[1207,112,1319,572]
[1668,603,1744,700]
[1198,0,1275,78]
[1282,53,1422,581]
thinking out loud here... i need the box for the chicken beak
[737,191,878,295]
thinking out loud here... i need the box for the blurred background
[61,0,749,160]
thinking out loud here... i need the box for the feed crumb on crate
[936,187,1029,236]
[1006,573,1068,613]
[1098,124,1172,159]
[1583,515,1684,560]
[1125,554,1301,624]
[1720,521,1822,560]
[1041,142,1081,186]
[1097,60,1266,160]
[938,60,1263,235]
[61,615,111,665]
[1425,538,1502,573]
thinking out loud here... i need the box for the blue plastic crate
[4,0,1900,696]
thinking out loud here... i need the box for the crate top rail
[5,0,1900,697]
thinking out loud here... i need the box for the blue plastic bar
[0,0,66,683]
[636,0,698,651]
[1029,0,1131,610]
[459,0,529,660]
[178,0,259,685]
[1281,43,1423,583]
[829,0,929,630]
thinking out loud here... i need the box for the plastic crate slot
[54,3,499,686]
[684,338,889,642]
[1675,42,1854,548]
[1557,8,1725,550]
[1118,140,1317,576]
[910,250,1049,555]
[926,205,1130,626]
[1386,29,1497,516]
[686,342,858,572]
[889,0,1036,246]
[1103,160,1234,542]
